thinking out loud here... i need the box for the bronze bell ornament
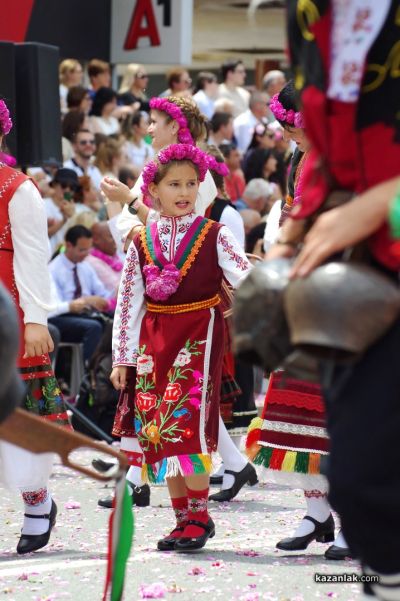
[232,258,294,372]
[284,262,400,362]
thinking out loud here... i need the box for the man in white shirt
[218,60,250,118]
[49,225,113,362]
[64,129,103,190]
[234,91,270,153]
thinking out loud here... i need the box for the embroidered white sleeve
[217,225,252,288]
[9,180,54,325]
[112,241,145,367]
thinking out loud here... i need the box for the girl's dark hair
[90,87,117,116]
[246,123,270,151]
[62,110,85,141]
[243,148,274,183]
[275,79,299,127]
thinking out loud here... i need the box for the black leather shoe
[98,484,150,508]
[174,518,215,552]
[325,544,353,560]
[276,514,335,551]
[92,458,116,473]
[157,527,184,551]
[209,463,258,502]
[210,474,223,485]
[17,500,58,555]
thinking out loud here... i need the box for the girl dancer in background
[0,99,69,554]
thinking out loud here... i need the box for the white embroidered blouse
[8,180,53,325]
[112,212,251,367]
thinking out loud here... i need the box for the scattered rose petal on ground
[188,566,206,576]
[64,501,81,509]
[139,583,167,598]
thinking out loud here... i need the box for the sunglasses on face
[60,182,76,190]
[137,74,149,79]
[78,139,95,146]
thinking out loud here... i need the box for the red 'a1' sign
[124,0,161,50]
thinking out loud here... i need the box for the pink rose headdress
[269,94,304,129]
[141,143,209,198]
[0,100,13,136]
[149,97,194,145]
[206,155,229,177]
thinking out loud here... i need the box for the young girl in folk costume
[247,81,350,560]
[0,100,69,554]
[101,96,251,506]
[111,144,251,551]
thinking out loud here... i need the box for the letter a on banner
[124,0,161,50]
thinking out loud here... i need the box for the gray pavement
[0,450,362,601]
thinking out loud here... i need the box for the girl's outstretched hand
[100,177,133,205]
[110,366,128,390]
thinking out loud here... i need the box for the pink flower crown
[207,156,229,177]
[149,97,194,145]
[0,100,13,136]
[141,144,209,198]
[269,94,304,129]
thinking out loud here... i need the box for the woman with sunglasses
[242,123,277,174]
[118,63,150,113]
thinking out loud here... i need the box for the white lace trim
[258,441,329,455]
[262,420,328,439]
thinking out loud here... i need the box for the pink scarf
[90,248,123,272]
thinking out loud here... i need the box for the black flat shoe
[325,544,353,560]
[276,514,335,551]
[157,527,184,551]
[210,474,223,485]
[174,518,215,552]
[17,500,58,555]
[209,463,258,502]
[92,458,117,473]
[98,484,150,508]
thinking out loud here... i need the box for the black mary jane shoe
[157,527,184,551]
[324,544,353,560]
[174,518,215,552]
[210,474,223,485]
[98,484,150,508]
[276,514,335,551]
[17,500,58,555]
[208,463,258,502]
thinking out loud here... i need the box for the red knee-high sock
[168,497,188,539]
[184,487,210,538]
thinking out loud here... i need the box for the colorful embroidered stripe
[253,446,322,475]
[142,453,212,483]
[140,219,214,280]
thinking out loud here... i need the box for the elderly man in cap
[44,168,79,254]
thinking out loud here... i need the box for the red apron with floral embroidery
[0,165,68,425]
[114,218,225,482]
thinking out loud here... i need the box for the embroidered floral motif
[22,488,48,506]
[137,353,154,375]
[135,340,204,451]
[174,507,189,524]
[304,489,327,499]
[188,497,208,513]
[218,232,249,271]
[136,391,157,412]
[173,347,191,367]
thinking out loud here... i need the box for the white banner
[111,0,193,64]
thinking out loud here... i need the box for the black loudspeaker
[0,42,17,157]
[14,43,62,167]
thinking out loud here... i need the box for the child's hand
[110,366,128,390]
